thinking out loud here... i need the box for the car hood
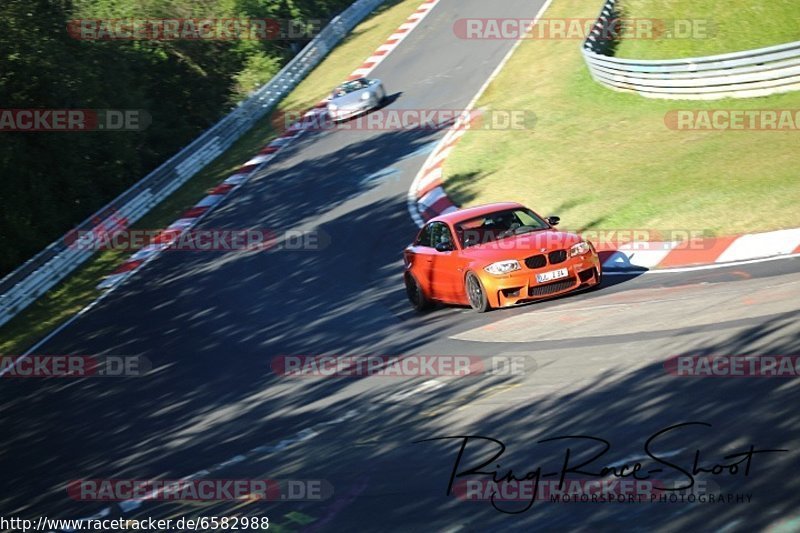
[460,229,583,262]
[329,89,372,107]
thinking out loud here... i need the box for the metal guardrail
[0,0,387,329]
[582,0,800,99]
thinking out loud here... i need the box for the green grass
[443,0,800,239]
[0,0,425,355]
[614,0,800,59]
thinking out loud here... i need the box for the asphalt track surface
[2,0,800,531]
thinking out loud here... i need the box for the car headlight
[328,104,338,111]
[569,241,591,257]
[361,92,372,101]
[484,260,521,275]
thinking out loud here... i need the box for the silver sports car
[327,78,386,122]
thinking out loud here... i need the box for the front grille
[549,250,567,264]
[528,278,576,298]
[525,254,546,269]
[578,268,596,282]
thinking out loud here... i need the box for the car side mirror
[435,241,453,252]
[546,216,560,226]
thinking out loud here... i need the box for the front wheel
[405,273,431,312]
[590,266,603,290]
[465,272,491,313]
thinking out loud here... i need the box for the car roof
[428,202,526,225]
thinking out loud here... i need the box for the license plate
[536,268,568,283]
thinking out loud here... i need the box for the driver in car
[486,213,520,236]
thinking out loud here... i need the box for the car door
[405,223,438,299]
[428,222,462,302]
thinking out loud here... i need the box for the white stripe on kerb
[716,228,800,263]
[603,243,678,269]
[419,186,445,209]
[244,154,272,166]
[415,167,443,193]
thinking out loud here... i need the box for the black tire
[405,273,431,312]
[590,266,603,290]
[465,272,491,313]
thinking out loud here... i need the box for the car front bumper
[479,252,602,308]
[328,99,378,122]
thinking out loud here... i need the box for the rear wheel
[405,273,431,312]
[465,272,490,313]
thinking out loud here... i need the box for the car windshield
[331,79,368,98]
[455,208,549,248]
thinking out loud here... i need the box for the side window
[415,224,434,247]
[430,222,454,248]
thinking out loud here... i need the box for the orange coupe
[403,202,602,312]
